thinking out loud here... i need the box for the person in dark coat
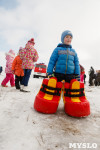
[89,66,95,86]
[84,74,86,84]
[0,66,3,74]
[95,70,100,86]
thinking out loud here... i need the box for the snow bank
[0,74,100,150]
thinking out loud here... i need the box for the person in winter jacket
[19,38,39,92]
[80,64,85,82]
[47,30,80,82]
[0,66,3,74]
[12,47,24,89]
[1,50,15,87]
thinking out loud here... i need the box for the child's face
[28,42,34,46]
[64,35,72,45]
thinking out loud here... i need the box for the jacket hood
[25,43,34,51]
[5,49,15,58]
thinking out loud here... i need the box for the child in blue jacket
[47,30,80,82]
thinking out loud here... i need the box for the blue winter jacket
[47,43,80,75]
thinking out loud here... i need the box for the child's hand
[12,70,15,74]
[47,73,55,78]
[75,74,80,81]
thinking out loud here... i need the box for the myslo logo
[69,143,97,149]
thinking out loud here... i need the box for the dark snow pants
[21,69,32,86]
[15,75,23,89]
[54,72,80,83]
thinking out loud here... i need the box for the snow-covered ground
[0,73,100,150]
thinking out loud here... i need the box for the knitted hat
[5,49,15,57]
[19,47,23,52]
[18,47,23,55]
[61,30,73,43]
[28,38,35,44]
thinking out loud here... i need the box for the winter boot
[21,86,30,92]
[1,84,8,87]
[20,84,24,91]
[34,77,63,114]
[63,79,90,117]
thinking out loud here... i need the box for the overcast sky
[0,0,100,75]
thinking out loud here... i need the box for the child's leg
[10,74,15,86]
[23,69,32,86]
[54,72,65,82]
[20,69,25,85]
[1,73,11,86]
[65,74,75,82]
[20,76,23,84]
[15,75,20,89]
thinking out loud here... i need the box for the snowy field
[0,73,100,150]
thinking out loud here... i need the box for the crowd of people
[1,38,39,92]
[89,66,100,86]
